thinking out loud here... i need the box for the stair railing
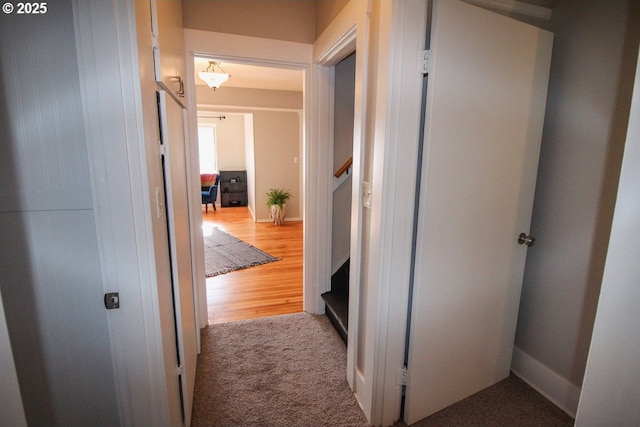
[334,157,353,178]
[334,157,353,191]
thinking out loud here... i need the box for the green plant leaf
[266,188,292,208]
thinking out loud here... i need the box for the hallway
[191,312,368,427]
[202,207,303,324]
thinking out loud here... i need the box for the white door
[158,90,198,426]
[403,1,553,424]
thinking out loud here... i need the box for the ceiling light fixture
[198,61,230,91]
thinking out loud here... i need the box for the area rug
[204,228,280,277]
[190,313,369,427]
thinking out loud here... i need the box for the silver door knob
[518,233,535,247]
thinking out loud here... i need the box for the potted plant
[266,188,291,225]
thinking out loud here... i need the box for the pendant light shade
[198,61,230,90]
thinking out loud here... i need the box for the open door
[403,1,553,423]
[158,90,198,426]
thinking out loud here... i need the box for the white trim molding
[185,30,311,66]
[183,31,319,317]
[313,0,372,417]
[512,346,581,417]
[371,0,431,424]
[197,103,303,114]
[72,0,175,425]
[185,46,209,333]
[464,0,552,21]
[256,217,303,223]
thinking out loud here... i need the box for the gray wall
[515,0,640,387]
[0,2,119,426]
[196,85,303,221]
[252,110,302,220]
[575,43,640,426]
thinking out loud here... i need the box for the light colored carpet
[204,228,280,278]
[393,373,574,427]
[191,313,369,427]
[191,313,573,427]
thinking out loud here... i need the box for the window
[197,124,218,174]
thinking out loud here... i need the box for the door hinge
[177,365,183,376]
[151,32,159,51]
[418,49,431,75]
[398,365,408,387]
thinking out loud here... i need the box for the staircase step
[331,272,349,293]
[331,259,350,293]
[321,290,348,344]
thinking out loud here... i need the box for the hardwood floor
[202,206,303,324]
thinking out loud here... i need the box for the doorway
[323,52,356,342]
[191,58,305,325]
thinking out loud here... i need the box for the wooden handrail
[334,157,353,178]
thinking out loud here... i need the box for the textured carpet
[191,313,369,427]
[204,228,280,278]
[191,313,573,427]
[394,373,574,427]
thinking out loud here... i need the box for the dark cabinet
[219,170,248,207]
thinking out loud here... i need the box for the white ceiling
[194,57,303,92]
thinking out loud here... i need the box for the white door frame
[158,90,198,425]
[367,1,429,425]
[313,0,371,415]
[183,32,319,328]
[73,0,179,424]
[313,1,426,424]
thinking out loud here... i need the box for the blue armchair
[201,174,220,213]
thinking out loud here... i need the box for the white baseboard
[463,0,552,20]
[255,217,302,223]
[511,346,581,418]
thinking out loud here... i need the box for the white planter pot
[270,204,286,225]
